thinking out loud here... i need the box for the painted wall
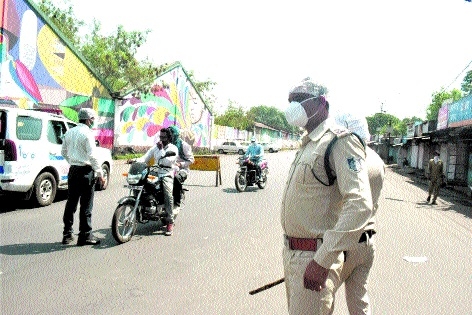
[0,0,114,148]
[116,65,211,149]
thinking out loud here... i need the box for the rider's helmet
[251,136,256,143]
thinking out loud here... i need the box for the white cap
[251,136,256,142]
[334,112,371,141]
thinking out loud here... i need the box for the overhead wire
[445,59,472,90]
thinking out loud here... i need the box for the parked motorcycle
[235,156,268,192]
[111,151,185,244]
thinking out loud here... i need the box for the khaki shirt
[364,147,386,231]
[281,119,373,269]
[427,159,444,181]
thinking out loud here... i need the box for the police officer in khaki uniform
[281,78,373,315]
[426,150,444,205]
[335,112,386,315]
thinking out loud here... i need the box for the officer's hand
[303,260,329,291]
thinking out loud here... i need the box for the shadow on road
[390,167,472,219]
[0,242,67,255]
[0,190,68,213]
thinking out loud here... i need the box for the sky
[54,0,471,120]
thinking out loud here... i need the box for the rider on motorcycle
[137,128,178,236]
[168,125,195,214]
[244,136,264,181]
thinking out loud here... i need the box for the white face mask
[434,156,439,163]
[284,97,318,127]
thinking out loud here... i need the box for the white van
[0,106,112,206]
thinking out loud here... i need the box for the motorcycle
[111,151,186,244]
[235,155,268,192]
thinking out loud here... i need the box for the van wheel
[33,172,57,207]
[96,164,110,191]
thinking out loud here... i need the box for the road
[0,151,471,314]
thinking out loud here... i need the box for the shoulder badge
[347,157,363,172]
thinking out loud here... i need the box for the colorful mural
[0,0,114,148]
[117,64,211,148]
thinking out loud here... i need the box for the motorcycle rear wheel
[112,201,138,244]
[235,172,247,192]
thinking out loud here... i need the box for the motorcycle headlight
[127,173,142,185]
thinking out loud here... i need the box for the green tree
[426,88,462,120]
[461,70,472,96]
[397,116,423,136]
[214,104,251,130]
[81,22,162,94]
[366,113,401,137]
[246,105,299,134]
[37,0,82,47]
[36,0,211,98]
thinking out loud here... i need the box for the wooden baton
[249,277,285,295]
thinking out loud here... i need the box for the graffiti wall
[0,0,114,148]
[116,64,211,149]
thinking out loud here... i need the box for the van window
[16,116,42,140]
[47,120,67,144]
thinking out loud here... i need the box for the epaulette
[330,127,351,138]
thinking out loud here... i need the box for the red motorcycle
[235,156,268,192]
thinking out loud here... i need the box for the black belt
[359,230,376,243]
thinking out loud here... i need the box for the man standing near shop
[427,150,444,205]
[61,108,105,246]
[280,78,373,314]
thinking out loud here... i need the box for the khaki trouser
[428,179,441,201]
[337,233,376,315]
[283,247,344,315]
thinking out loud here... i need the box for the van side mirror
[165,151,176,157]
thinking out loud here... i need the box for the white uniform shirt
[61,123,103,178]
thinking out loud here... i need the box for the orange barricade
[189,155,222,187]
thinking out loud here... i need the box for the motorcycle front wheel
[257,170,268,189]
[235,172,247,192]
[112,201,138,244]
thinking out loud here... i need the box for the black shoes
[62,234,75,245]
[77,236,101,246]
[426,196,431,202]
